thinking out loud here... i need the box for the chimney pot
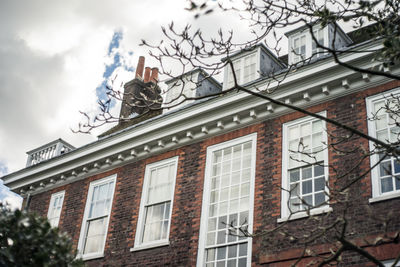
[135,56,145,79]
[144,67,151,83]
[150,67,159,83]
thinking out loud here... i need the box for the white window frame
[77,174,117,261]
[197,133,257,267]
[280,112,330,222]
[383,259,400,266]
[47,190,65,228]
[289,25,328,65]
[366,88,400,203]
[223,50,260,90]
[132,156,179,251]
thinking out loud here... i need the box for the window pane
[142,202,170,243]
[302,180,312,194]
[227,259,237,267]
[381,177,393,193]
[314,178,325,192]
[84,218,106,254]
[214,151,222,163]
[303,195,313,207]
[217,230,226,244]
[239,243,247,256]
[207,232,216,246]
[290,169,300,182]
[288,126,299,140]
[208,218,217,231]
[314,165,324,177]
[380,161,392,177]
[377,130,388,142]
[207,248,216,262]
[396,176,400,190]
[217,246,227,260]
[314,192,325,206]
[375,115,387,130]
[240,183,250,197]
[300,123,311,137]
[312,133,322,148]
[290,183,300,197]
[228,244,237,258]
[312,120,322,133]
[302,167,312,179]
[289,140,299,152]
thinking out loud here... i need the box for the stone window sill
[130,240,170,252]
[369,191,400,203]
[277,206,332,223]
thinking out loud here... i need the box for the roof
[221,43,286,68]
[284,21,352,44]
[164,68,221,88]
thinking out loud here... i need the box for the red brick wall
[28,80,400,266]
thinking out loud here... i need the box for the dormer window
[292,34,307,64]
[163,69,221,113]
[243,53,257,84]
[286,22,352,65]
[226,52,257,88]
[289,26,327,64]
[223,44,284,90]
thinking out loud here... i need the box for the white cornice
[3,41,399,196]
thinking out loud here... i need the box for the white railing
[26,140,74,167]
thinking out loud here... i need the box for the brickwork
[28,80,400,266]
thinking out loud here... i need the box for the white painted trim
[277,206,332,223]
[280,111,329,219]
[383,259,400,266]
[77,174,117,260]
[47,190,65,227]
[369,191,400,203]
[80,253,104,261]
[196,133,257,267]
[130,240,169,252]
[366,87,400,199]
[133,156,179,250]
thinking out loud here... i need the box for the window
[225,52,258,89]
[312,29,324,58]
[197,134,257,267]
[243,54,257,84]
[134,157,178,249]
[281,114,329,219]
[77,175,116,260]
[47,191,65,227]
[367,89,400,201]
[292,34,307,64]
[289,27,327,64]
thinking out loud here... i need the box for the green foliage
[0,204,85,267]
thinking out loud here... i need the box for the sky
[0,0,264,210]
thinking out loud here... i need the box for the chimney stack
[144,67,151,83]
[150,68,159,83]
[135,56,145,79]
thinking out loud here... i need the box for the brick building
[2,23,400,266]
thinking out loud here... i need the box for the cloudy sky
[0,0,267,209]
